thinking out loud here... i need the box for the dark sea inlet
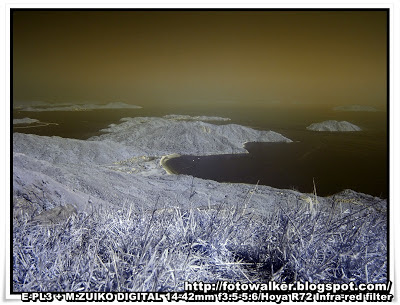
[13,104,388,198]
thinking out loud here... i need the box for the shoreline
[159,153,181,175]
[13,115,386,199]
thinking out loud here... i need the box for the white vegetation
[306,120,362,132]
[163,114,231,122]
[93,117,292,156]
[13,118,40,125]
[13,185,387,292]
[13,118,59,129]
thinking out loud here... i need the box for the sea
[12,104,388,198]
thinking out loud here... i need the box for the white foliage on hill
[94,116,291,156]
[306,120,362,132]
[13,118,40,125]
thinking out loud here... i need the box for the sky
[12,10,388,109]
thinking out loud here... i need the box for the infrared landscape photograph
[11,9,389,295]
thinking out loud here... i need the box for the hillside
[12,116,387,292]
[306,120,362,132]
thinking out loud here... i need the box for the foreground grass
[13,191,387,292]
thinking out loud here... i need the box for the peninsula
[12,115,387,292]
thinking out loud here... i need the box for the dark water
[12,105,228,139]
[167,139,387,198]
[12,104,388,198]
[12,108,162,139]
[165,105,388,198]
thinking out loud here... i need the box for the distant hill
[333,105,378,112]
[306,120,362,132]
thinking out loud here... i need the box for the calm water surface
[13,104,388,198]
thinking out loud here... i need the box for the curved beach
[160,153,181,174]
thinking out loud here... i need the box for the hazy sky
[12,10,387,109]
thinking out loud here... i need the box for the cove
[165,139,387,198]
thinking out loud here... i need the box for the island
[306,120,362,132]
[333,105,378,112]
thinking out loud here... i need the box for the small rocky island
[306,120,362,132]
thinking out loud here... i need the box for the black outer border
[10,8,14,297]
[385,8,390,286]
[9,8,391,295]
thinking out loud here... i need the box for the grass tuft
[13,188,387,292]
